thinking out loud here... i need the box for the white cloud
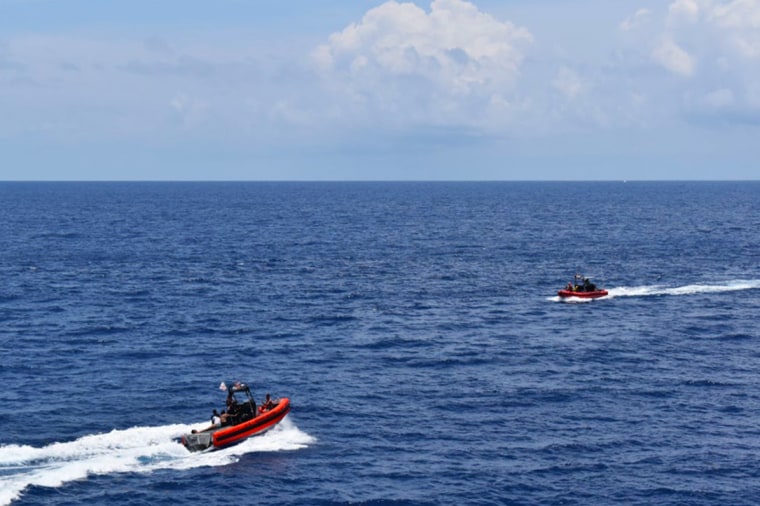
[665,0,760,60]
[728,35,760,58]
[707,0,760,58]
[316,0,531,74]
[652,38,695,76]
[701,88,735,109]
[552,67,584,99]
[669,0,700,21]
[620,8,652,31]
[312,0,532,128]
[710,0,760,28]
[614,0,760,126]
[6,0,760,179]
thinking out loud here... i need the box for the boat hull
[557,289,608,299]
[182,397,290,452]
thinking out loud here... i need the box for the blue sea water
[0,181,759,505]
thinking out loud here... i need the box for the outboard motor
[181,432,214,452]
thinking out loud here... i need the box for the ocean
[1,181,759,505]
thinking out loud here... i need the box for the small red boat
[558,274,608,299]
[557,288,608,299]
[181,382,290,452]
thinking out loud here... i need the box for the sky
[1,0,759,180]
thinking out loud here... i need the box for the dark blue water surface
[1,181,760,505]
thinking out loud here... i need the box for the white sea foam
[548,295,595,303]
[0,417,313,505]
[606,279,760,299]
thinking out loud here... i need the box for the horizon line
[1,179,759,184]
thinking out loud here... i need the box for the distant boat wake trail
[606,279,760,298]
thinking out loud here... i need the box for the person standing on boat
[224,394,241,424]
[226,393,238,412]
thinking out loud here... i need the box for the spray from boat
[0,418,314,506]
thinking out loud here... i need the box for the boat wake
[606,279,760,298]
[0,418,314,506]
[550,279,760,302]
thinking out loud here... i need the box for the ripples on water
[1,182,759,505]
